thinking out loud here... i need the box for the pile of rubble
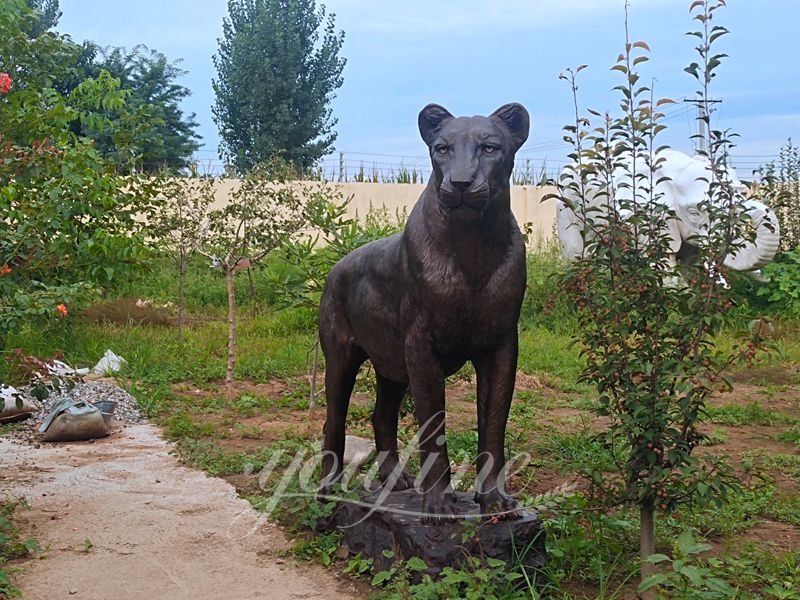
[1,351,144,444]
[27,380,143,426]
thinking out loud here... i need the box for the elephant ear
[418,104,455,147]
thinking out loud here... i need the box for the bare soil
[5,366,798,599]
[0,424,361,600]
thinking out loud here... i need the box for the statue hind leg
[373,374,414,491]
[319,332,365,497]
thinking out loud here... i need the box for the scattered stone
[335,544,350,560]
[343,435,375,469]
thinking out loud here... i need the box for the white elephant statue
[556,149,781,277]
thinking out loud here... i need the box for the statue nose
[451,178,472,192]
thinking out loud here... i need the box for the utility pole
[684,98,722,154]
[338,151,344,182]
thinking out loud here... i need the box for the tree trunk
[246,267,257,318]
[640,500,656,600]
[178,254,187,343]
[225,266,237,387]
[308,336,319,413]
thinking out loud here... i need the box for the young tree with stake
[150,174,215,342]
[199,164,339,385]
[554,2,770,596]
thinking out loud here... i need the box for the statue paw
[475,490,522,521]
[381,469,415,492]
[317,476,340,502]
[420,492,460,524]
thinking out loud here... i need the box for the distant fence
[308,153,561,186]
[190,151,566,184]
[208,180,559,247]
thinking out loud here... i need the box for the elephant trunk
[723,200,781,272]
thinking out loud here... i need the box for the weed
[233,422,263,439]
[704,402,797,427]
[164,413,217,440]
[230,393,272,416]
[542,494,638,594]
[701,427,730,446]
[640,531,738,598]
[174,439,252,476]
[643,535,800,599]
[0,499,40,598]
[372,552,534,600]
[347,403,373,429]
[769,494,800,526]
[741,450,800,481]
[706,401,796,427]
[673,486,778,537]
[776,424,800,447]
[291,531,342,567]
[533,428,621,474]
[447,429,479,464]
[343,553,373,577]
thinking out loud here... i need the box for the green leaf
[644,553,671,564]
[638,573,669,591]
[406,557,428,572]
[371,571,393,586]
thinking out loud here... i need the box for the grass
[704,402,798,427]
[776,424,800,447]
[517,326,586,391]
[741,449,800,481]
[1,307,316,396]
[4,249,800,599]
[0,499,40,598]
[533,428,621,474]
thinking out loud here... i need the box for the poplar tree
[212,0,346,173]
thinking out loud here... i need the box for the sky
[58,0,800,180]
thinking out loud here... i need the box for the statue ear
[490,103,530,151]
[418,104,454,147]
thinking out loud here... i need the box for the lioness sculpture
[319,103,530,521]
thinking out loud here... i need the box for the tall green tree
[24,0,60,35]
[0,0,162,351]
[62,44,202,173]
[55,41,200,172]
[19,0,201,173]
[212,0,346,173]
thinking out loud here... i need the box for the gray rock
[343,435,375,469]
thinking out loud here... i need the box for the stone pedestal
[331,489,547,580]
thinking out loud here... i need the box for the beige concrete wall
[208,180,558,248]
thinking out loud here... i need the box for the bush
[758,245,800,318]
[758,139,800,256]
[0,1,160,351]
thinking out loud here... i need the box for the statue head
[418,103,529,216]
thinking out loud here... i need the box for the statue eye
[483,145,498,154]
[436,145,449,155]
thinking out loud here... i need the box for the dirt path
[0,424,361,600]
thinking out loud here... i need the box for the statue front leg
[473,337,521,519]
[404,330,457,523]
